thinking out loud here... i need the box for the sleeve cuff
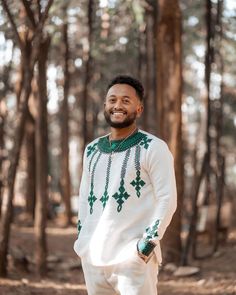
[137,238,156,257]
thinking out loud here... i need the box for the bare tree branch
[37,0,42,19]
[1,0,24,52]
[30,0,54,68]
[21,0,37,30]
[33,0,54,38]
[39,0,54,24]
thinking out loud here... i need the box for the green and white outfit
[74,130,177,294]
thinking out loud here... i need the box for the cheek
[104,103,110,112]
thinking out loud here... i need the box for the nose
[113,99,123,110]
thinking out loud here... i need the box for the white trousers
[81,255,159,295]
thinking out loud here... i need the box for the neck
[110,124,137,140]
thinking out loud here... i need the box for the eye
[123,98,130,104]
[108,97,116,103]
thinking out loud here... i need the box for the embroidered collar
[97,131,147,153]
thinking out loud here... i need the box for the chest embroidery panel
[85,133,153,214]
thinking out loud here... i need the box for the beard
[104,109,137,129]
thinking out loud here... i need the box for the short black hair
[106,75,144,101]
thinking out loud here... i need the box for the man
[74,75,177,295]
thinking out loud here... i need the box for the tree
[0,101,7,219]
[24,112,36,220]
[0,0,54,277]
[144,0,158,135]
[81,0,95,150]
[0,49,13,218]
[181,0,227,264]
[156,0,183,264]
[60,12,72,225]
[34,35,51,276]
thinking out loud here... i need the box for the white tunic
[74,130,177,266]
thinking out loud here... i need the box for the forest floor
[0,217,235,295]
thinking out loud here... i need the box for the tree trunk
[15,38,35,221]
[191,0,217,260]
[156,0,183,264]
[0,0,54,278]
[137,28,147,130]
[0,101,6,219]
[25,113,36,219]
[34,37,50,276]
[81,0,94,150]
[214,0,224,252]
[202,0,213,208]
[0,62,34,276]
[145,1,157,134]
[60,22,72,225]
[181,152,208,265]
[0,46,15,218]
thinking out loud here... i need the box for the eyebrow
[108,95,131,99]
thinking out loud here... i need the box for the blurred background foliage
[0,0,235,277]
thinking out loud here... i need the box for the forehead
[106,84,137,98]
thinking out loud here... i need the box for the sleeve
[137,140,177,257]
[77,148,90,237]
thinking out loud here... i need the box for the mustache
[110,109,127,114]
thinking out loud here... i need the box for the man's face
[104,84,143,129]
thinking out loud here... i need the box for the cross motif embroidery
[88,152,102,214]
[145,220,160,240]
[140,136,152,149]
[87,143,98,157]
[100,155,112,209]
[88,184,97,214]
[112,179,130,212]
[130,170,145,197]
[100,190,109,209]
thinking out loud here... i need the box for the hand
[137,238,156,263]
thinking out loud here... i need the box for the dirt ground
[0,220,235,295]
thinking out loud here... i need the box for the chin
[110,122,134,129]
[111,120,125,124]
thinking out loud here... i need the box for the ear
[136,103,144,118]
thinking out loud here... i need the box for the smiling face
[104,84,143,129]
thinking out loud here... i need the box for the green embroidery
[86,132,154,214]
[120,149,131,179]
[137,239,156,256]
[89,149,99,172]
[98,131,147,153]
[131,170,145,197]
[88,151,102,214]
[87,143,98,157]
[112,149,131,212]
[113,179,130,212]
[100,190,109,209]
[130,145,145,197]
[100,155,112,209]
[77,219,82,236]
[88,183,97,214]
[140,136,152,149]
[145,219,160,240]
[110,141,120,152]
